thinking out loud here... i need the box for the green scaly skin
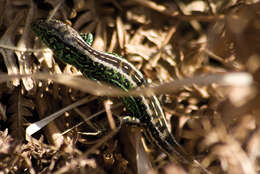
[32,20,142,120]
[31,19,193,164]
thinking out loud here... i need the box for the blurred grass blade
[0,72,253,98]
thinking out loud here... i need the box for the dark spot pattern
[31,19,191,162]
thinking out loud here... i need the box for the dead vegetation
[0,0,259,173]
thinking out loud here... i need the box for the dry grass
[0,0,259,174]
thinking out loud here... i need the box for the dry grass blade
[0,102,7,121]
[8,88,35,140]
[0,1,259,174]
[0,72,253,97]
[104,100,116,130]
[0,12,24,87]
[130,0,223,21]
[26,96,93,138]
[15,2,35,91]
